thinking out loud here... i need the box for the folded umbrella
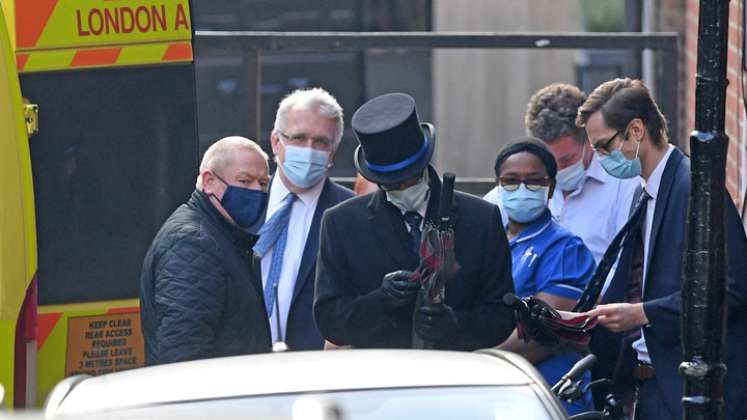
[410,173,459,349]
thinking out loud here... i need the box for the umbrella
[410,172,459,349]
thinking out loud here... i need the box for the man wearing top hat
[314,93,515,349]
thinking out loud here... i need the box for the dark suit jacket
[283,178,353,350]
[596,148,747,419]
[257,177,353,351]
[313,166,516,350]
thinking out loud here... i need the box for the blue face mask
[599,139,641,179]
[556,148,587,192]
[281,143,331,189]
[212,173,268,228]
[499,184,549,224]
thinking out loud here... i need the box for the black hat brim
[354,123,435,185]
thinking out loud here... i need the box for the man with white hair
[254,88,353,350]
[140,136,272,365]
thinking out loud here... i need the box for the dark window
[192,1,432,176]
[21,65,198,304]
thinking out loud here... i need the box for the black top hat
[352,93,435,184]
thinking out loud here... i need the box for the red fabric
[514,295,598,347]
[14,277,37,408]
[409,222,458,304]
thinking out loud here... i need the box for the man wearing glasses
[255,88,353,351]
[314,92,515,350]
[578,78,747,420]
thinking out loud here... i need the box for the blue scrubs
[509,210,596,415]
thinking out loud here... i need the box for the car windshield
[88,385,555,419]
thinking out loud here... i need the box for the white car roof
[53,349,542,416]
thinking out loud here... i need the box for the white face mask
[556,148,587,192]
[386,171,430,212]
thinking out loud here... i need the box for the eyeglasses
[498,176,550,192]
[591,131,621,155]
[277,130,334,151]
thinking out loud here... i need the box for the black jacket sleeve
[314,210,398,346]
[153,232,227,364]
[450,204,516,350]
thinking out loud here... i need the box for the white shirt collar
[642,145,675,199]
[268,174,325,210]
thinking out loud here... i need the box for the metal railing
[195,31,680,148]
[332,176,495,197]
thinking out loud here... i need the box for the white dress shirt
[484,154,639,294]
[633,145,675,363]
[261,175,325,344]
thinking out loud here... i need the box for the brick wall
[684,0,745,207]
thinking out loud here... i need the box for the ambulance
[0,0,198,408]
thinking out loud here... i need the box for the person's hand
[414,303,458,342]
[380,270,420,310]
[585,303,648,333]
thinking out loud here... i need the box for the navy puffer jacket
[140,190,270,365]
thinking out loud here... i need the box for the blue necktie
[404,211,422,256]
[253,193,298,317]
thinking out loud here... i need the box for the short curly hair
[525,83,587,145]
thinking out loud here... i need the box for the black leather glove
[414,303,458,343]
[380,270,420,310]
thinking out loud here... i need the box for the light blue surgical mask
[281,143,331,188]
[556,148,587,192]
[499,184,549,224]
[599,139,641,179]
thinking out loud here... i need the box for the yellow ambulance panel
[0,5,38,409]
[9,0,192,73]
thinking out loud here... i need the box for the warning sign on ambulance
[66,312,145,376]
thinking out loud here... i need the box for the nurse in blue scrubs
[494,137,596,415]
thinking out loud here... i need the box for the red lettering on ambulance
[88,9,104,35]
[76,10,90,36]
[152,5,167,31]
[120,7,135,33]
[103,8,119,34]
[174,4,189,31]
[135,6,150,32]
[76,5,177,37]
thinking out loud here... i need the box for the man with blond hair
[254,88,353,350]
[140,136,272,365]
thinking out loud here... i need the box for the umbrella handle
[439,172,455,223]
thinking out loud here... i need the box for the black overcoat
[314,167,515,350]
